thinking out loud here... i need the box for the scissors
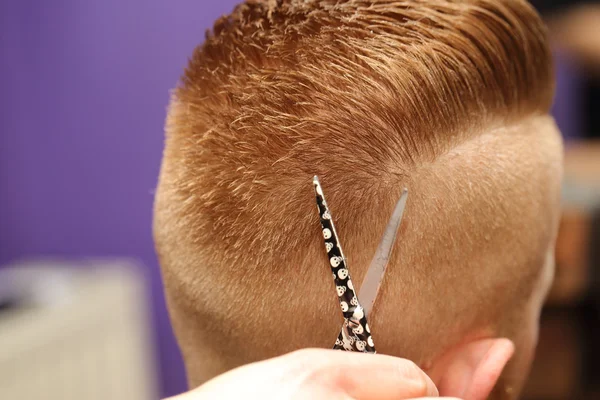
[313,176,408,353]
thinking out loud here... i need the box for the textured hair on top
[155,0,556,394]
[163,0,553,265]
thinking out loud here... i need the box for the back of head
[154,1,563,398]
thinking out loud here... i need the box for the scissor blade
[358,189,408,318]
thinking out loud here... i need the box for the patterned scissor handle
[313,176,376,353]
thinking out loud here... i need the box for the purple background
[0,1,579,398]
[0,1,240,397]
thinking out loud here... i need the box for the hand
[165,348,462,400]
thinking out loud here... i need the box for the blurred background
[0,1,598,399]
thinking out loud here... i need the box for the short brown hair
[162,0,553,257]
[155,0,557,395]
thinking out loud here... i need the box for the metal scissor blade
[358,189,409,318]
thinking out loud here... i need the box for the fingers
[282,349,439,400]
[181,349,444,400]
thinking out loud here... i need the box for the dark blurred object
[532,0,600,18]
[524,309,584,399]
[532,0,600,139]
[524,304,600,400]
[523,141,600,399]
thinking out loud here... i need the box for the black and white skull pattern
[314,177,376,353]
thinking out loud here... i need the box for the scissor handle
[313,176,376,353]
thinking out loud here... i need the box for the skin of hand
[164,348,463,400]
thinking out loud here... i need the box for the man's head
[154,1,563,398]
